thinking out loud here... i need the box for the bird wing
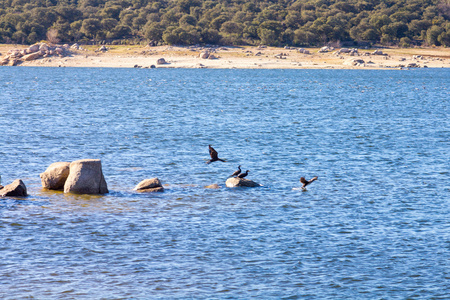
[231,169,241,176]
[209,145,219,160]
[310,176,318,182]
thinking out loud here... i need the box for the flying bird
[230,165,241,177]
[300,176,318,190]
[237,170,249,178]
[206,145,225,164]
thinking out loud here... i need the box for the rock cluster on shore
[0,42,70,66]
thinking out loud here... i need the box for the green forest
[1,0,450,47]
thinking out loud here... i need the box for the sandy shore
[2,44,450,69]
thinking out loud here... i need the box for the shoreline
[2,44,450,69]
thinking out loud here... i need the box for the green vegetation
[1,0,449,47]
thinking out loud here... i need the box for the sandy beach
[1,44,450,69]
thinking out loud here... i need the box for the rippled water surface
[0,67,449,299]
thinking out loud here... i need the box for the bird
[237,170,249,178]
[206,145,225,164]
[300,176,318,190]
[230,165,241,177]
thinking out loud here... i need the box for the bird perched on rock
[230,165,241,177]
[206,145,226,164]
[300,176,318,190]
[237,170,249,178]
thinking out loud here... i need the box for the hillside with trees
[0,0,449,47]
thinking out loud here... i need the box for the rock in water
[134,178,164,193]
[64,159,108,194]
[0,179,27,197]
[40,162,71,190]
[225,177,261,188]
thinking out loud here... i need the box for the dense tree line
[1,0,449,47]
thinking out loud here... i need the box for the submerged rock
[0,179,27,197]
[225,177,261,188]
[134,178,164,193]
[205,183,221,189]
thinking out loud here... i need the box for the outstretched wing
[310,176,318,182]
[209,145,219,160]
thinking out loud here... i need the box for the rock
[200,51,210,59]
[372,49,384,55]
[22,52,42,61]
[134,178,163,190]
[352,58,365,65]
[319,46,333,53]
[225,177,261,188]
[338,48,351,53]
[28,44,40,53]
[156,58,167,65]
[54,47,64,55]
[298,48,310,54]
[64,159,108,194]
[134,178,164,193]
[407,63,420,68]
[208,54,218,59]
[39,43,49,51]
[0,179,27,197]
[137,186,165,193]
[205,184,221,189]
[40,162,71,190]
[8,59,19,66]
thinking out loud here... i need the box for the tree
[80,18,101,39]
[257,21,283,45]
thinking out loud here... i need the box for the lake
[0,67,449,299]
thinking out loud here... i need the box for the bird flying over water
[237,170,249,178]
[230,165,241,177]
[206,145,226,164]
[300,176,318,189]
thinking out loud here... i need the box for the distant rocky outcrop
[0,42,71,66]
[40,162,71,190]
[225,177,261,188]
[64,159,108,194]
[134,178,164,192]
[0,179,27,197]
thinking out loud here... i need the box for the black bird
[206,145,225,164]
[237,170,249,178]
[300,176,318,189]
[230,165,241,177]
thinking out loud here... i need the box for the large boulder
[22,51,43,61]
[40,162,71,190]
[134,178,164,192]
[0,179,27,197]
[225,177,261,188]
[64,159,108,194]
[28,44,40,53]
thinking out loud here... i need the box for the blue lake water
[0,67,449,299]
